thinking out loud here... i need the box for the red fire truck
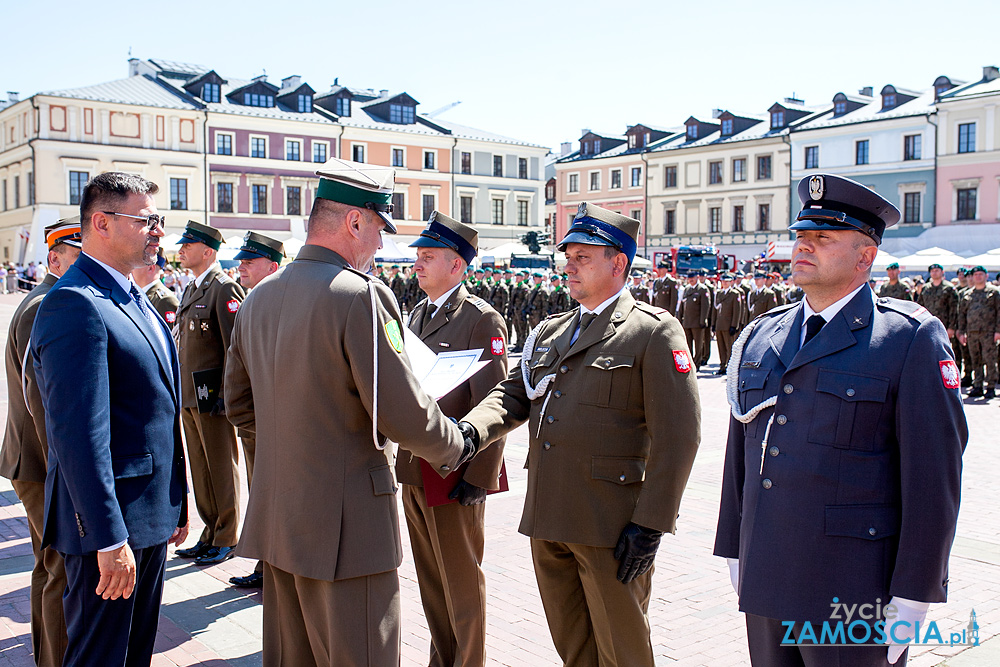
[651,245,736,277]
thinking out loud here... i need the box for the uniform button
[543,442,551,450]
[783,384,793,394]
[554,390,562,398]
[769,446,779,457]
[559,365,568,374]
[868,527,877,536]
[546,415,555,424]
[762,479,772,489]
[440,464,451,472]
[846,388,856,397]
[776,415,787,425]
[619,474,627,482]
[604,359,611,367]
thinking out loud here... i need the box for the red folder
[419,458,509,507]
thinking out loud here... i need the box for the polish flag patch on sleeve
[227,300,240,313]
[491,337,505,356]
[673,350,692,373]
[940,360,960,389]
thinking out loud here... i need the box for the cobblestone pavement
[0,291,995,666]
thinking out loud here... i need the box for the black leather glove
[448,479,488,506]
[729,326,737,336]
[613,522,662,584]
[455,421,480,468]
[209,397,226,417]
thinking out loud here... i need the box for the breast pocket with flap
[579,352,635,409]
[809,369,889,451]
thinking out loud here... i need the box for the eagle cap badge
[808,175,825,201]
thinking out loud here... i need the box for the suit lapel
[563,291,634,361]
[768,305,804,371]
[786,288,873,373]
[422,286,467,339]
[551,309,581,360]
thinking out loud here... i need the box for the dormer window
[721,118,734,135]
[834,101,847,115]
[582,141,591,155]
[593,139,601,153]
[202,83,220,103]
[628,135,637,148]
[644,132,650,145]
[770,111,784,129]
[335,97,351,117]
[244,92,274,108]
[298,95,312,113]
[389,103,414,124]
[687,125,697,140]
[883,93,896,109]
[935,83,950,96]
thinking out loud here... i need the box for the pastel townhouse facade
[935,67,1000,227]
[789,80,945,249]
[644,104,811,262]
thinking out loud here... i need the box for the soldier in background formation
[957,265,1000,399]
[677,272,711,370]
[131,249,178,325]
[918,263,959,359]
[547,274,571,315]
[878,262,914,300]
[713,273,744,376]
[748,271,779,320]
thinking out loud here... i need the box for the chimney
[252,74,268,84]
[334,77,339,86]
[581,128,591,136]
[784,95,804,106]
[281,75,301,91]
[859,86,873,97]
[560,141,572,156]
[984,66,999,81]
[379,89,389,98]
[711,108,724,118]
[7,92,19,103]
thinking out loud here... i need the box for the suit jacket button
[783,384,793,394]
[619,474,627,482]
[868,527,877,536]
[543,442,551,450]
[776,415,787,425]
[769,446,779,457]
[554,390,562,398]
[440,464,451,472]
[559,365,568,374]
[762,478,772,489]
[846,388,856,397]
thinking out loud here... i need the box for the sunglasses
[104,212,165,232]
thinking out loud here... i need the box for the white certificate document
[404,330,491,399]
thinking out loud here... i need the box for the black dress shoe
[961,376,973,388]
[195,545,236,565]
[175,540,210,559]
[985,388,996,399]
[968,387,985,398]
[230,571,264,588]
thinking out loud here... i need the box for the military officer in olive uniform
[224,158,477,667]
[173,221,246,565]
[715,174,967,666]
[131,250,178,325]
[713,273,743,375]
[629,273,650,304]
[525,272,549,329]
[748,271,779,319]
[879,262,913,301]
[677,272,711,369]
[400,212,508,667]
[652,273,679,315]
[1,218,81,667]
[958,265,1000,399]
[228,232,284,588]
[918,263,959,340]
[461,203,701,667]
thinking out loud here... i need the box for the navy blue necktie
[803,314,825,346]
[130,284,160,332]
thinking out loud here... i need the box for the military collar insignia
[612,311,623,321]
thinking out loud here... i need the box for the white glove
[727,558,739,595]
[886,596,929,664]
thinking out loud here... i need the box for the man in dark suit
[714,174,967,666]
[31,172,188,667]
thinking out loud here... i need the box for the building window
[721,118,733,135]
[422,194,435,220]
[389,104,414,124]
[770,111,784,129]
[664,165,677,188]
[834,101,847,116]
[287,186,301,216]
[610,169,622,189]
[217,133,232,155]
[69,171,88,205]
[286,140,301,161]
[13,175,19,209]
[733,205,744,232]
[757,155,772,180]
[758,204,770,231]
[170,178,188,210]
[903,192,921,223]
[732,158,746,182]
[709,161,723,185]
[686,125,698,140]
[391,193,405,219]
[518,157,528,179]
[628,134,637,149]
[27,173,34,206]
[252,184,267,214]
[631,209,641,222]
[2,180,6,211]
[804,146,819,169]
[461,152,471,175]
[251,137,267,158]
[956,188,976,220]
[568,174,579,193]
[392,148,404,167]
[517,200,529,226]
[903,134,921,161]
[313,142,328,163]
[593,139,601,153]
[589,171,600,191]
[664,209,676,234]
[855,139,869,165]
[460,196,473,223]
[424,150,436,170]
[709,207,721,233]
[202,83,220,103]
[353,144,365,163]
[217,183,233,213]
[335,97,351,117]
[631,167,642,187]
[243,92,274,108]
[491,199,504,225]
[297,95,312,113]
[883,93,896,109]
[493,155,503,177]
[958,123,976,153]
[546,181,555,200]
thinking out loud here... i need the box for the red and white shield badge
[491,337,505,356]
[940,360,960,389]
[672,350,692,373]
[227,299,240,313]
[165,311,176,324]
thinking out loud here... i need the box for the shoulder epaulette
[758,302,798,319]
[876,297,932,322]
[634,301,669,319]
[215,272,235,285]
[465,295,490,312]
[343,266,374,282]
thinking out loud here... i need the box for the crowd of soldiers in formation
[374,261,1000,392]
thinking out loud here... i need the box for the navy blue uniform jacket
[714,287,966,622]
[31,254,186,555]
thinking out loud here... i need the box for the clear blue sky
[4,0,997,151]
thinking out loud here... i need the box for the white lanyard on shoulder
[726,319,777,474]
